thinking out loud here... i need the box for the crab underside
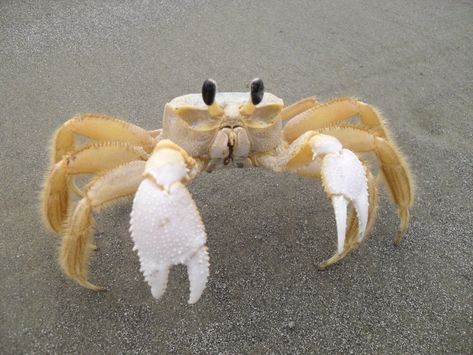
[41,79,414,303]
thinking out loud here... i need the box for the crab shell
[162,93,284,162]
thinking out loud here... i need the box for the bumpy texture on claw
[344,166,379,252]
[312,135,369,267]
[130,140,209,303]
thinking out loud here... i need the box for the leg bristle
[42,161,69,233]
[60,199,101,290]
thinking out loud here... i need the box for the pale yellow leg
[71,178,85,197]
[60,160,146,290]
[42,142,148,233]
[51,114,156,164]
[278,97,319,121]
[148,129,162,139]
[283,97,388,142]
[319,126,414,243]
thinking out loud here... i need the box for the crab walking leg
[42,142,148,233]
[60,161,146,290]
[319,126,414,243]
[50,114,156,163]
[278,97,319,121]
[283,97,388,142]
[130,140,209,304]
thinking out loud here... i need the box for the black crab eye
[202,79,217,106]
[250,78,264,105]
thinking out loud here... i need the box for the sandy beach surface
[1,0,472,353]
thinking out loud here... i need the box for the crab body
[41,79,414,303]
[163,91,284,170]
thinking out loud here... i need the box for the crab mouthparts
[223,134,235,165]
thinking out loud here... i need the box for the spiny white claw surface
[332,195,348,254]
[130,178,209,303]
[322,148,369,249]
[186,246,210,304]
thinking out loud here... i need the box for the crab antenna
[240,78,264,115]
[250,78,264,105]
[202,79,223,116]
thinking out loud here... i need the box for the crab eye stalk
[250,78,264,105]
[202,79,224,116]
[202,79,217,106]
[240,78,265,116]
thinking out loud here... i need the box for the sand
[1,0,472,353]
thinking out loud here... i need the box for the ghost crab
[42,79,414,303]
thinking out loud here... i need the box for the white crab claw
[322,149,368,245]
[130,146,209,304]
[311,135,369,261]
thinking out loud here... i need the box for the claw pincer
[130,141,210,303]
[282,133,369,268]
[315,135,369,267]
